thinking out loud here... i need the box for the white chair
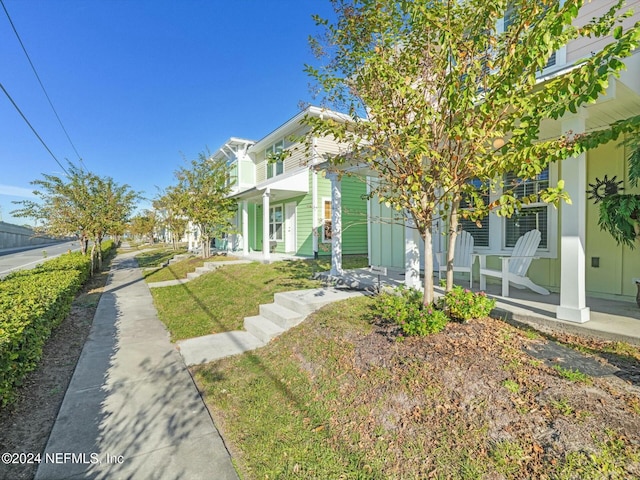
[477,229,550,297]
[438,230,475,288]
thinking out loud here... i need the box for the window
[265,140,285,179]
[322,199,332,242]
[503,1,559,71]
[269,205,283,241]
[503,168,549,249]
[460,179,490,247]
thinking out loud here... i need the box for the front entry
[285,202,297,253]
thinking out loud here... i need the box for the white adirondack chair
[438,230,475,288]
[477,229,550,297]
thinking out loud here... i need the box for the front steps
[148,259,251,288]
[177,288,366,366]
[186,259,251,280]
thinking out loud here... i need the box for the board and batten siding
[340,175,368,255]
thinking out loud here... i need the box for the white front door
[285,202,296,253]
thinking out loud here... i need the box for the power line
[0,0,87,171]
[0,81,69,176]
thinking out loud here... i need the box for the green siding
[242,170,369,258]
[369,196,405,269]
[341,176,369,254]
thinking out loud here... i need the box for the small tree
[12,163,138,272]
[129,211,158,244]
[173,151,237,258]
[154,187,189,251]
[306,0,640,305]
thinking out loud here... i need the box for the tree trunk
[422,225,434,306]
[96,237,103,271]
[90,242,96,275]
[201,236,210,259]
[446,197,461,293]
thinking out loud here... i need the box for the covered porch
[230,169,310,261]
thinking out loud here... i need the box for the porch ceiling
[540,66,640,140]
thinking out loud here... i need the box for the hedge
[0,240,115,406]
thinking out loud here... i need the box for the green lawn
[150,255,369,340]
[133,247,187,268]
[143,255,240,283]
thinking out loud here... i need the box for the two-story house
[217,106,368,268]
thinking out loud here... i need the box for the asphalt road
[0,240,82,279]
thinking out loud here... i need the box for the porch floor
[316,268,640,346]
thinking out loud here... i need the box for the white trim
[475,163,558,259]
[284,202,297,253]
[269,204,284,242]
[366,178,371,262]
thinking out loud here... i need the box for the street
[0,241,82,279]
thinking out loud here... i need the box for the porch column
[242,200,249,256]
[327,172,343,276]
[405,215,421,290]
[312,169,319,257]
[262,189,270,261]
[557,115,590,323]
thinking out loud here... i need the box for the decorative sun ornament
[587,175,624,203]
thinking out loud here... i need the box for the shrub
[0,239,115,406]
[442,285,496,321]
[375,287,449,336]
[0,270,82,406]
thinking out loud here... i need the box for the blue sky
[0,0,334,225]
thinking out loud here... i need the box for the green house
[213,106,368,266]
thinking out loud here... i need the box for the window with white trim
[269,205,283,241]
[460,179,490,248]
[265,140,284,179]
[322,199,332,242]
[503,167,550,249]
[459,165,556,256]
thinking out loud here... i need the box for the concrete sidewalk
[36,251,238,480]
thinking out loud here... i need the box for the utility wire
[0,0,87,171]
[0,81,69,175]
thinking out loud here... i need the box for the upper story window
[503,1,564,73]
[265,140,285,179]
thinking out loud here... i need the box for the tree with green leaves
[128,210,158,245]
[153,187,189,250]
[172,151,237,258]
[12,162,138,272]
[305,0,640,305]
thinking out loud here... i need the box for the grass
[151,255,369,340]
[190,293,640,479]
[552,364,592,384]
[151,252,639,478]
[142,255,240,283]
[134,247,187,268]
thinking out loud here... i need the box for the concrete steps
[177,288,366,365]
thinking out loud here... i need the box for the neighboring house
[216,106,368,269]
[330,1,640,323]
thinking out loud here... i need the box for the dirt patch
[0,268,110,480]
[340,316,640,477]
